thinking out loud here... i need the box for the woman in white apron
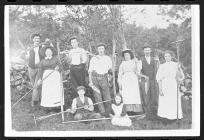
[118,49,146,116]
[156,50,184,120]
[37,45,64,113]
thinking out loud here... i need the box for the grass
[10,87,192,131]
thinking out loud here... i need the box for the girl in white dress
[110,94,132,127]
[156,50,185,120]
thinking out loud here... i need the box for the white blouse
[88,55,112,75]
[69,47,87,65]
[156,61,184,82]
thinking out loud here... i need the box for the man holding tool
[88,43,112,118]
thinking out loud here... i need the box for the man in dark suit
[140,43,159,119]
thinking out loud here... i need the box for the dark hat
[41,45,57,58]
[68,36,78,44]
[31,33,41,40]
[76,86,86,92]
[122,48,134,59]
[143,43,152,49]
[96,43,107,49]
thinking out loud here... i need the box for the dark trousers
[70,64,86,96]
[91,72,112,115]
[140,79,159,116]
[28,67,41,105]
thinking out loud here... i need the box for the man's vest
[28,45,43,69]
[141,57,156,80]
[75,96,90,114]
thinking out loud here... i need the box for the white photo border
[4,5,200,137]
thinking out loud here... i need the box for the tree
[9,5,192,75]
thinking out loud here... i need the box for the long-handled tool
[57,38,65,122]
[11,69,55,109]
[34,99,113,122]
[62,114,146,124]
[170,39,185,127]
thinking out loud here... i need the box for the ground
[11,87,192,131]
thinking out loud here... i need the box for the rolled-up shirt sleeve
[87,97,94,111]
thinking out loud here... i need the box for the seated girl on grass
[110,94,132,127]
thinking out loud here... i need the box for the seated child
[110,94,132,127]
[67,86,101,121]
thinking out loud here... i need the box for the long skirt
[111,115,132,127]
[158,78,183,120]
[121,72,142,112]
[41,70,64,107]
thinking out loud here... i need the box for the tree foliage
[9,5,192,75]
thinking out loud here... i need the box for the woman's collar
[45,56,52,60]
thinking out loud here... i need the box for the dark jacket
[28,45,43,69]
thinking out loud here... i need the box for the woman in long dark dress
[37,45,64,113]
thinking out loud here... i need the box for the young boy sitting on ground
[67,86,101,121]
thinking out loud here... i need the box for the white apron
[111,104,132,127]
[121,72,141,104]
[41,70,64,107]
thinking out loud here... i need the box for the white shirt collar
[45,56,52,60]
[145,56,151,64]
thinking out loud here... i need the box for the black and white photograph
[4,5,200,137]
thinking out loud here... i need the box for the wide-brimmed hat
[76,86,86,92]
[122,48,134,59]
[41,45,57,58]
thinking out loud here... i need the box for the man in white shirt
[88,43,112,117]
[66,36,88,97]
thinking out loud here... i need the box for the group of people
[26,33,185,127]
